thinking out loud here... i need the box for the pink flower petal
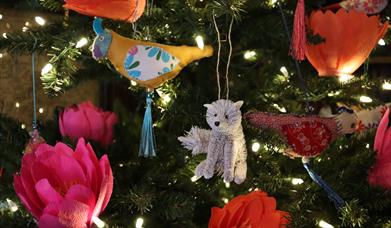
[42,202,60,216]
[61,107,91,140]
[39,214,66,228]
[14,174,41,219]
[374,108,389,152]
[65,184,96,222]
[101,112,118,147]
[100,155,113,212]
[82,108,105,143]
[35,179,63,205]
[92,155,113,218]
[20,162,45,214]
[58,199,89,228]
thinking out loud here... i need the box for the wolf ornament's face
[204,100,244,134]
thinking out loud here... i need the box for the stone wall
[0,6,99,129]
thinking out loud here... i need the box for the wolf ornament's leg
[203,135,220,179]
[195,160,207,178]
[234,143,247,184]
[223,139,235,183]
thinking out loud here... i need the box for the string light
[35,16,46,26]
[135,217,144,228]
[224,181,230,188]
[221,198,229,204]
[291,178,304,185]
[366,144,370,149]
[119,163,124,167]
[378,39,386,46]
[359,95,373,103]
[191,175,200,182]
[382,81,391,90]
[39,108,44,114]
[318,220,334,228]
[92,217,106,228]
[273,103,287,113]
[195,35,204,50]
[243,50,256,60]
[0,14,3,20]
[22,26,28,32]
[0,53,3,58]
[6,199,18,212]
[76,37,88,48]
[21,124,26,129]
[338,75,354,83]
[251,142,261,152]
[131,80,137,86]
[15,102,20,108]
[41,63,53,75]
[25,21,30,26]
[280,66,289,77]
[2,33,7,38]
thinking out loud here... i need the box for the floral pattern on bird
[340,0,388,14]
[281,121,333,157]
[124,45,179,81]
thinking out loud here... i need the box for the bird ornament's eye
[99,36,105,41]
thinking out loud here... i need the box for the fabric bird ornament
[244,110,358,158]
[64,0,146,22]
[92,18,213,157]
[323,0,388,14]
[368,108,391,191]
[92,18,214,89]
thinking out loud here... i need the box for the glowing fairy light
[131,80,137,86]
[191,175,200,182]
[2,33,7,38]
[21,124,26,129]
[135,217,144,228]
[35,16,46,26]
[39,108,44,114]
[291,178,304,185]
[382,81,391,90]
[225,181,230,188]
[378,39,386,46]
[244,50,256,60]
[251,142,260,152]
[338,75,354,83]
[195,35,204,50]
[0,14,3,20]
[318,220,334,228]
[221,198,229,204]
[76,37,88,48]
[6,199,18,212]
[359,95,373,103]
[41,63,53,75]
[0,53,3,58]
[15,102,20,108]
[280,66,289,77]
[92,217,105,228]
[273,103,287,113]
[25,21,30,26]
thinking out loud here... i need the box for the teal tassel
[139,92,157,158]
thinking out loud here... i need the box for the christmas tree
[1,0,391,227]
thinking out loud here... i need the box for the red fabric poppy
[64,0,146,23]
[305,9,388,77]
[209,191,289,228]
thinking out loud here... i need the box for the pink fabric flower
[59,101,118,147]
[368,108,391,191]
[14,138,113,228]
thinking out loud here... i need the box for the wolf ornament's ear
[234,101,244,109]
[204,104,213,109]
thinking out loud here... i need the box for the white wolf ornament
[178,99,247,184]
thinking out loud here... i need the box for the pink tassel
[290,0,306,61]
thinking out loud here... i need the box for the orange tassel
[290,0,306,61]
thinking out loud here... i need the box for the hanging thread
[212,12,222,100]
[31,40,38,130]
[225,17,234,99]
[277,2,310,112]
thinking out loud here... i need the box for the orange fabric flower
[209,191,289,228]
[305,9,388,77]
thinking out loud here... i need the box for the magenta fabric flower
[59,101,118,147]
[14,138,113,228]
[368,108,391,191]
